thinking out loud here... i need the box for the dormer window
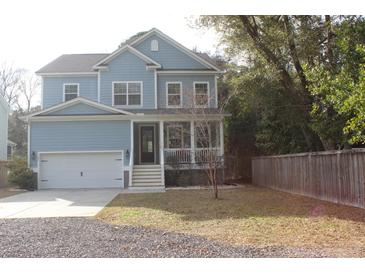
[151,39,159,51]
[63,83,79,102]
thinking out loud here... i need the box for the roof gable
[133,34,208,70]
[93,45,161,69]
[48,103,113,116]
[35,28,222,75]
[26,97,134,119]
[130,28,221,71]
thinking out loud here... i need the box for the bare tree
[180,84,232,199]
[16,73,40,112]
[0,63,24,107]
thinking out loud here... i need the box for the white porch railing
[164,148,192,164]
[195,148,222,163]
[164,148,222,164]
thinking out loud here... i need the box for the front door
[140,125,155,164]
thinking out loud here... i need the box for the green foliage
[8,110,28,157]
[305,19,365,145]
[224,64,309,155]
[7,157,37,190]
[8,106,41,157]
[198,15,365,154]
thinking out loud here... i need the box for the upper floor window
[166,82,182,107]
[194,82,209,107]
[63,83,79,102]
[113,81,142,106]
[151,39,159,51]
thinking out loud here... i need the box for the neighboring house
[0,95,10,161]
[25,28,227,190]
[7,140,16,159]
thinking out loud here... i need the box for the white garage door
[38,151,124,189]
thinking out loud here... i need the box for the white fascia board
[37,72,98,76]
[93,45,161,69]
[130,28,222,72]
[157,70,223,75]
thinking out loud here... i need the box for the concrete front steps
[130,165,165,190]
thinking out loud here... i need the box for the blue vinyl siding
[29,120,131,167]
[134,34,208,70]
[99,51,155,109]
[157,75,217,108]
[42,76,98,108]
[49,103,111,115]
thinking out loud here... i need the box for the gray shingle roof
[195,52,222,70]
[36,54,109,74]
[36,29,222,74]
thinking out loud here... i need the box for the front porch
[129,120,224,189]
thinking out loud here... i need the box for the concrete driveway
[0,189,121,218]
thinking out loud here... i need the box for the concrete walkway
[0,189,120,218]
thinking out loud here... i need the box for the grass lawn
[0,187,25,199]
[97,185,365,256]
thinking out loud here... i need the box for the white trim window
[194,82,209,107]
[63,83,79,102]
[166,124,184,148]
[113,81,142,107]
[166,82,182,108]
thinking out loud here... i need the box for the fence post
[336,152,341,204]
[308,153,312,196]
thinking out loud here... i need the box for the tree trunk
[240,17,295,94]
[325,15,335,70]
[283,15,309,95]
[239,15,325,151]
[213,177,218,199]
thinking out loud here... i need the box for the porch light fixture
[126,149,130,159]
[31,151,36,160]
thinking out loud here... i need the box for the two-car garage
[38,151,124,189]
[28,107,132,190]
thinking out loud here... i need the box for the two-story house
[25,28,227,191]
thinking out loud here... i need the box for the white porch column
[159,121,165,186]
[190,120,196,164]
[129,121,134,186]
[219,120,224,157]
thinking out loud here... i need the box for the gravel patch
[0,217,331,258]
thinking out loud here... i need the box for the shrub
[7,157,37,190]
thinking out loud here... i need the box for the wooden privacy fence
[0,161,8,187]
[252,149,365,209]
